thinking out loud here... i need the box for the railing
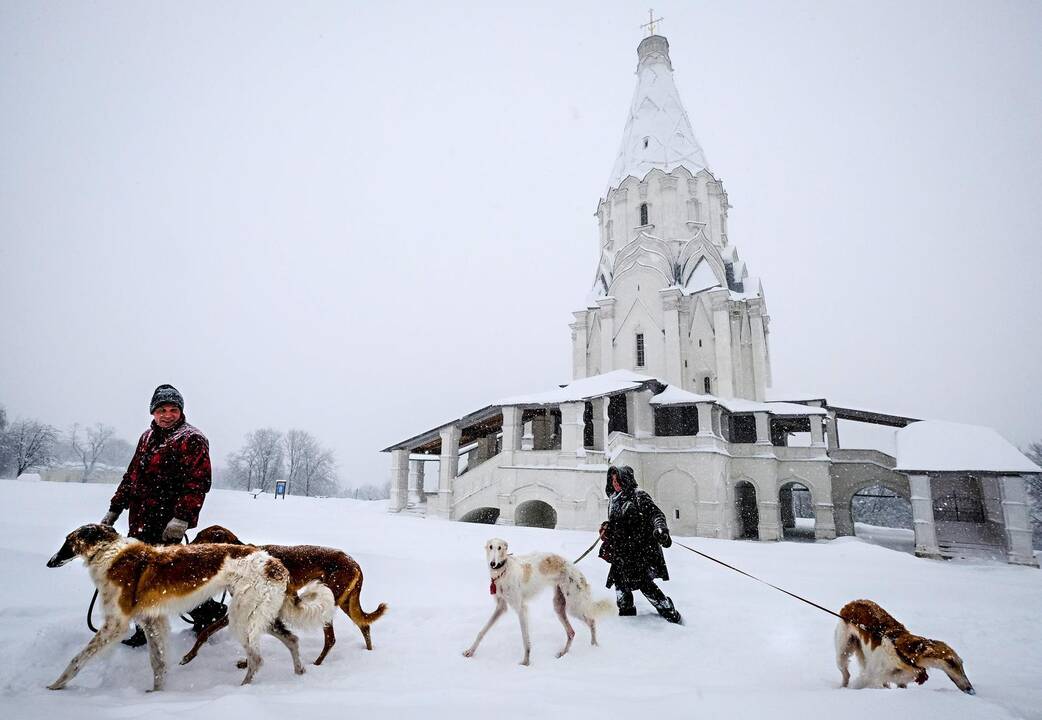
[828,448,897,468]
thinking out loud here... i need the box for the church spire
[606,33,709,192]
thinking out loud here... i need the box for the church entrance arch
[851,484,913,554]
[735,481,759,540]
[458,507,501,525]
[656,470,697,535]
[515,500,558,529]
[779,481,815,541]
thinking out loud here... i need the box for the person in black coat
[599,465,682,623]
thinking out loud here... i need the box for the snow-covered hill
[1,480,1039,720]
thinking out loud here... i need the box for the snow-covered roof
[650,385,826,416]
[606,35,708,192]
[894,421,1040,474]
[649,385,714,405]
[496,369,658,407]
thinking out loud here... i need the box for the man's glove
[162,518,190,543]
[655,527,672,548]
[100,510,120,526]
[599,521,610,541]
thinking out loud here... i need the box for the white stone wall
[596,168,726,253]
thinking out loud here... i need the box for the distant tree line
[221,427,351,498]
[0,401,390,502]
[0,403,133,481]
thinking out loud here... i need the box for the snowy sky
[2,0,1040,487]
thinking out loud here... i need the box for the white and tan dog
[463,538,613,666]
[835,599,975,694]
[46,523,334,691]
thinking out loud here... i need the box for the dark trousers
[616,579,668,612]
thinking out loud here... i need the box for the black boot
[652,596,683,624]
[187,598,228,635]
[121,626,147,647]
[616,588,636,616]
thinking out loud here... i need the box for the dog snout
[47,552,68,568]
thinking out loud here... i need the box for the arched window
[640,202,649,226]
[635,333,646,368]
[703,377,712,394]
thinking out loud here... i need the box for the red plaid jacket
[109,416,211,543]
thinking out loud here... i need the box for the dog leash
[672,540,843,620]
[573,538,600,564]
[86,589,100,633]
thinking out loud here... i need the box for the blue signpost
[274,480,287,499]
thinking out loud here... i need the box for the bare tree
[1024,441,1042,548]
[98,437,134,469]
[8,418,59,477]
[226,428,284,492]
[69,422,116,482]
[284,429,338,496]
[0,405,11,477]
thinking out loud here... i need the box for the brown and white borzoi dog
[180,525,388,666]
[46,524,334,691]
[462,538,614,666]
[835,599,974,694]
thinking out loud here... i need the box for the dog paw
[235,659,248,669]
[46,683,65,691]
[294,667,306,676]
[462,649,475,658]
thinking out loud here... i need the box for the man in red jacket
[101,384,224,646]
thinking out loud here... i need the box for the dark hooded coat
[109,415,211,543]
[600,465,670,589]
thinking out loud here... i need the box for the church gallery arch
[850,483,914,554]
[778,480,815,541]
[514,500,558,529]
[734,480,759,540]
[458,507,501,525]
[655,469,698,535]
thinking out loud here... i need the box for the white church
[384,32,1038,567]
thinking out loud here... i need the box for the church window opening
[635,333,646,367]
[640,203,649,226]
[703,377,712,394]
[675,508,680,520]
[654,406,698,436]
[698,339,703,347]
[642,137,649,149]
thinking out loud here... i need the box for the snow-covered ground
[1,479,1039,720]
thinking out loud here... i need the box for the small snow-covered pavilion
[383,33,1038,566]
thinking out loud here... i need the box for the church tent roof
[606,35,709,193]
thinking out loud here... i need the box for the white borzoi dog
[462,538,614,666]
[46,524,334,691]
[835,599,974,694]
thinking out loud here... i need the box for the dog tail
[345,585,388,626]
[591,598,615,618]
[280,580,336,630]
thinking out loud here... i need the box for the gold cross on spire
[641,9,663,36]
